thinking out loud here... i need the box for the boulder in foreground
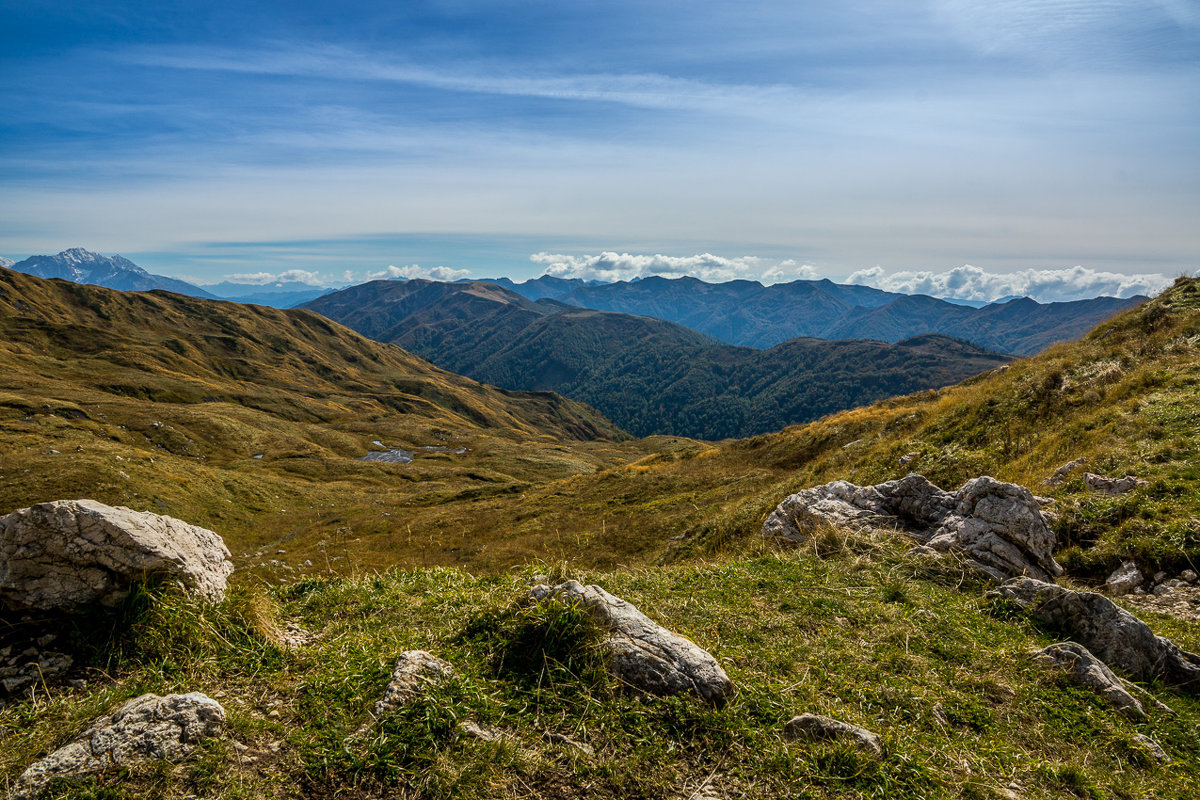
[0,499,233,611]
[10,692,225,800]
[763,474,1062,582]
[530,580,733,704]
[994,577,1200,689]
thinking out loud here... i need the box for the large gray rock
[783,713,882,756]
[763,474,1062,581]
[994,577,1200,689]
[9,693,225,799]
[372,650,456,716]
[529,580,733,704]
[0,500,233,611]
[1032,642,1146,720]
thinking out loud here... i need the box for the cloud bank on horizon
[0,1,1197,281]
[531,252,819,285]
[846,264,1173,303]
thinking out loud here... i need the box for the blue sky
[1,1,1197,300]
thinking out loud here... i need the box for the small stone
[460,720,504,742]
[1153,571,1167,584]
[898,452,918,465]
[1182,570,1198,583]
[543,731,594,755]
[1105,561,1143,596]
[1043,458,1086,486]
[784,713,882,756]
[373,651,456,716]
[1084,473,1147,496]
[1131,733,1169,762]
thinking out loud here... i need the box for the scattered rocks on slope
[783,713,882,756]
[1043,458,1086,486]
[9,693,225,800]
[992,577,1200,689]
[1084,473,1148,496]
[372,650,456,716]
[1032,642,1147,720]
[0,643,73,698]
[763,474,1062,582]
[0,499,233,611]
[529,580,733,704]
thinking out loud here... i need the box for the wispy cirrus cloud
[846,264,1175,303]
[531,252,818,284]
[121,44,800,119]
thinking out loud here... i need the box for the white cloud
[367,264,471,281]
[218,269,324,285]
[846,264,1173,303]
[530,252,819,284]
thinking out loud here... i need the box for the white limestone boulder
[763,474,1062,582]
[0,499,233,611]
[530,580,733,704]
[9,693,225,799]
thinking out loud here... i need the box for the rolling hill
[0,266,633,561]
[304,279,1012,439]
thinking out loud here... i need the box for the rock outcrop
[763,474,1062,581]
[993,577,1200,689]
[783,713,882,756]
[529,580,733,704]
[1032,643,1147,719]
[372,650,456,716]
[9,693,225,799]
[0,499,233,611]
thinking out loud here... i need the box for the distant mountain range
[5,249,331,308]
[485,275,1145,356]
[304,280,1012,439]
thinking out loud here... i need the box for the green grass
[4,540,1197,799]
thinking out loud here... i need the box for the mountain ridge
[493,274,1146,354]
[304,279,1012,439]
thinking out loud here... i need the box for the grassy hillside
[1,280,1198,799]
[0,267,643,569]
[306,279,1011,440]
[426,276,1197,581]
[2,548,1196,799]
